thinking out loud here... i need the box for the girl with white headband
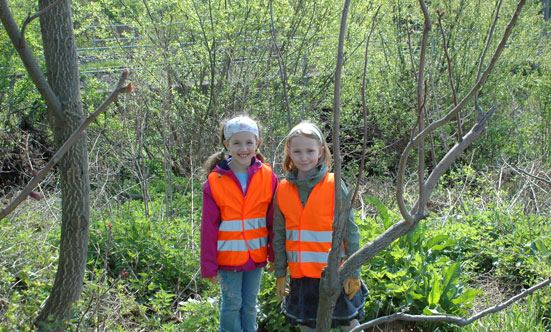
[272,121,367,332]
[201,115,278,332]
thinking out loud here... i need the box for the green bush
[257,273,297,332]
[358,192,551,330]
[88,201,206,299]
[359,218,479,330]
[0,207,59,331]
[437,205,551,287]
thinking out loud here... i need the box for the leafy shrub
[88,204,204,299]
[257,273,297,332]
[0,206,59,331]
[359,197,480,330]
[87,177,209,324]
[175,296,219,331]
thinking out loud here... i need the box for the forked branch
[0,0,63,120]
[396,0,526,224]
[20,0,64,47]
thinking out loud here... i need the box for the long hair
[283,121,331,173]
[201,115,265,182]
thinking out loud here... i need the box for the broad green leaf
[452,289,481,305]
[364,195,391,228]
[426,235,449,249]
[408,291,424,300]
[428,274,443,307]
[423,307,440,315]
[442,262,460,295]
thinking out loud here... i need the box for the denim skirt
[281,277,368,329]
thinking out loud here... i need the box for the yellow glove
[276,277,290,301]
[344,278,361,300]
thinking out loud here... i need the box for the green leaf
[442,263,460,295]
[428,274,443,307]
[423,307,440,316]
[451,289,481,305]
[426,235,449,250]
[408,291,424,300]
[364,195,391,228]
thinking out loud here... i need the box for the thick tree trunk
[34,0,90,330]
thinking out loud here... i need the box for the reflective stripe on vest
[218,236,268,252]
[277,173,335,278]
[208,164,273,266]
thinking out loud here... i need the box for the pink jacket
[200,157,277,278]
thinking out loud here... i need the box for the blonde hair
[201,115,265,181]
[283,121,331,173]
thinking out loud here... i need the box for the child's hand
[207,275,220,285]
[266,261,275,273]
[344,278,361,300]
[276,277,290,301]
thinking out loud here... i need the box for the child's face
[224,131,259,172]
[288,135,323,179]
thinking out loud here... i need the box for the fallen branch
[351,277,551,332]
[0,70,133,220]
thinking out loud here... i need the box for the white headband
[288,123,323,142]
[223,116,259,140]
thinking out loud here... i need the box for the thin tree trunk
[34,0,90,330]
[316,1,351,331]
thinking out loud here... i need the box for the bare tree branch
[475,0,503,119]
[270,0,292,130]
[396,0,526,224]
[415,0,431,219]
[353,6,380,204]
[0,71,133,220]
[505,160,551,186]
[436,9,463,141]
[423,107,495,201]
[351,277,551,332]
[344,108,496,283]
[0,0,63,120]
[340,215,423,281]
[316,1,352,330]
[20,0,63,46]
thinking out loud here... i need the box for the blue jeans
[218,267,263,332]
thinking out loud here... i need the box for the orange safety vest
[208,164,273,266]
[277,173,335,278]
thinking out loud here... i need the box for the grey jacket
[273,164,361,279]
